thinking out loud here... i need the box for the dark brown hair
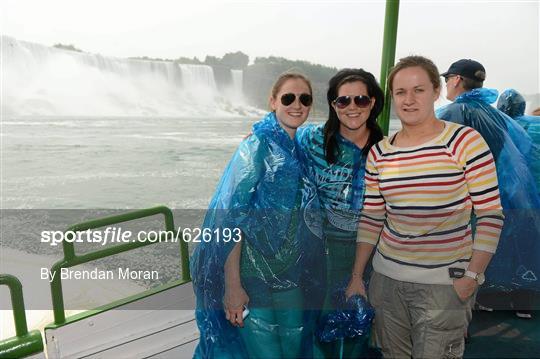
[323,69,384,163]
[461,74,485,91]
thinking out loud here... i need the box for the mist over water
[1,116,259,209]
[0,114,258,339]
[2,36,260,117]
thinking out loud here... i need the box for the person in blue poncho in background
[437,60,540,318]
[497,88,540,197]
[496,88,540,318]
[298,68,384,358]
[190,72,325,358]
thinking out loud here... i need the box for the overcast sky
[2,0,539,95]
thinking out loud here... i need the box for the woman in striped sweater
[346,56,504,358]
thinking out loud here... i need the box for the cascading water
[229,69,244,103]
[178,64,218,91]
[1,36,260,117]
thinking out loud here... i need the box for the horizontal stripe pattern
[357,121,503,283]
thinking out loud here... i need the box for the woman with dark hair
[298,68,384,358]
[324,69,384,162]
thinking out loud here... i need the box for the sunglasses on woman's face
[333,95,372,109]
[280,93,313,107]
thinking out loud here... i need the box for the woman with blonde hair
[191,72,323,358]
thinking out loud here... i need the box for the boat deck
[465,310,540,358]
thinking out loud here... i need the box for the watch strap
[464,270,478,280]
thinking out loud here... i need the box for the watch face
[477,273,486,285]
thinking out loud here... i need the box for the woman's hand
[224,284,249,327]
[453,277,477,302]
[345,275,367,300]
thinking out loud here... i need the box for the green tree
[53,43,83,52]
[221,51,249,69]
[204,55,221,66]
[245,55,338,115]
[175,56,202,64]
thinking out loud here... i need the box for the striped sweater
[357,121,504,285]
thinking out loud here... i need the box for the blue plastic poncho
[190,112,324,358]
[297,124,366,241]
[316,291,374,343]
[437,88,540,291]
[497,89,527,119]
[497,88,540,194]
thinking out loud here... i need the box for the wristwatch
[464,270,485,285]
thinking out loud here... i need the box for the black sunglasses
[333,95,372,109]
[280,93,313,107]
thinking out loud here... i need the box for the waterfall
[231,70,243,93]
[2,36,259,117]
[179,64,217,91]
[230,70,244,102]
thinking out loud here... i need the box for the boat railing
[1,206,193,357]
[0,274,44,358]
[49,205,191,324]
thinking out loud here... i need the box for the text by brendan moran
[41,267,159,282]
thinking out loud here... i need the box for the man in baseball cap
[441,59,486,101]
[437,59,540,321]
[441,59,486,81]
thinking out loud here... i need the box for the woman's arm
[346,242,375,298]
[223,240,249,327]
[453,250,494,300]
[346,148,386,298]
[453,128,504,300]
[203,135,264,327]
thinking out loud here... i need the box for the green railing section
[0,274,44,358]
[44,278,190,331]
[378,0,400,136]
[50,205,190,324]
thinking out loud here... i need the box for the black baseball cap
[441,59,486,82]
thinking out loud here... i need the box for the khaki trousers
[368,271,474,359]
